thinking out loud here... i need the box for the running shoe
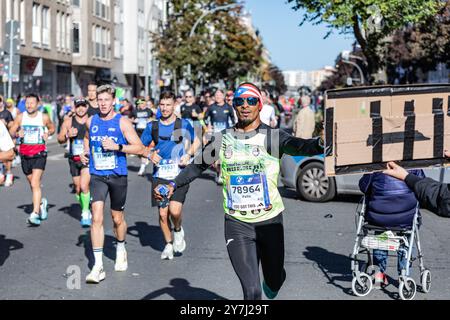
[86,266,106,284]
[4,174,13,187]
[40,198,48,220]
[161,243,174,260]
[80,210,92,228]
[114,249,128,272]
[27,212,41,226]
[373,271,388,289]
[173,227,186,253]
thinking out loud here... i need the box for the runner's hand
[18,129,24,138]
[445,150,450,158]
[42,132,49,142]
[80,152,89,165]
[179,154,191,167]
[102,138,118,151]
[383,162,408,181]
[154,184,174,201]
[149,149,162,165]
[68,127,78,138]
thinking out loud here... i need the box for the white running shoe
[4,174,13,187]
[215,175,223,185]
[138,164,146,176]
[161,243,174,260]
[114,250,128,272]
[86,266,106,284]
[173,227,186,253]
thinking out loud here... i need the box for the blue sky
[244,0,355,71]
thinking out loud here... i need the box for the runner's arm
[57,119,71,144]
[8,113,22,137]
[0,123,15,161]
[83,117,91,156]
[43,113,56,136]
[278,128,323,157]
[120,117,145,155]
[174,133,222,188]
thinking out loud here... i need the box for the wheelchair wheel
[420,269,431,293]
[352,273,372,297]
[399,278,417,300]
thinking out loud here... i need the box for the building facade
[1,0,73,98]
[0,0,167,99]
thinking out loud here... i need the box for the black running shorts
[21,153,47,176]
[68,158,88,177]
[90,174,128,211]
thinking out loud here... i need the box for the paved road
[1,141,450,300]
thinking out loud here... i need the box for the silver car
[280,154,450,202]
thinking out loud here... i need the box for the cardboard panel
[325,84,450,176]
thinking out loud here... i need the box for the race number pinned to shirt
[157,159,181,180]
[23,125,43,145]
[92,146,116,170]
[71,139,84,156]
[213,122,227,133]
[137,119,147,130]
[226,174,271,211]
[136,112,149,130]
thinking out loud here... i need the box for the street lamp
[341,51,365,85]
[144,0,161,99]
[186,3,241,82]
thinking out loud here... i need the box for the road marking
[47,153,65,161]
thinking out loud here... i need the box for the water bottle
[157,185,170,208]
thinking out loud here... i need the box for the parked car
[280,154,450,202]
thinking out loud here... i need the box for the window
[66,14,71,52]
[73,23,80,53]
[6,0,12,21]
[20,0,25,43]
[56,11,61,50]
[32,3,41,45]
[61,11,66,50]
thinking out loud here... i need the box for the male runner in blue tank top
[141,91,201,260]
[80,85,144,284]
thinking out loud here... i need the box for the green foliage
[153,0,266,89]
[288,0,443,76]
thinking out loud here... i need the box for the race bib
[71,139,84,156]
[226,174,271,211]
[92,147,116,170]
[23,126,43,145]
[137,118,147,130]
[213,122,227,133]
[157,159,181,180]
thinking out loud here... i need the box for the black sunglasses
[233,97,259,107]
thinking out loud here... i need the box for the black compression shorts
[90,174,128,211]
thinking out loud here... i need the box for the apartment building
[0,0,72,97]
[71,0,114,96]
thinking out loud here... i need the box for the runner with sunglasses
[154,82,324,300]
[204,89,236,184]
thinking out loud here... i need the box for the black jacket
[405,174,450,217]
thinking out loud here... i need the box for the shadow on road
[127,222,165,252]
[76,232,117,269]
[303,246,354,296]
[17,203,56,215]
[142,278,227,300]
[278,186,299,200]
[0,234,24,266]
[59,204,81,222]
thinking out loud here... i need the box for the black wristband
[118,144,123,152]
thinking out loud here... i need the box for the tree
[153,0,264,90]
[385,1,450,84]
[287,0,443,81]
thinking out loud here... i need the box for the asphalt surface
[1,140,450,300]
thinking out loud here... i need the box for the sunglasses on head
[233,97,259,107]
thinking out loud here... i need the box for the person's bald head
[301,96,311,107]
